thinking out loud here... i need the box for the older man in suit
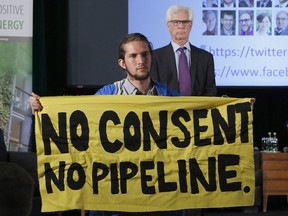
[275,11,288,35]
[151,4,216,97]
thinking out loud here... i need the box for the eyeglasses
[239,19,251,23]
[276,18,288,21]
[169,20,192,26]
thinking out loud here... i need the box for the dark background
[67,0,127,87]
[32,0,288,150]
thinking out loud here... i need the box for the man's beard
[126,69,150,81]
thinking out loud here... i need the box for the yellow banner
[35,96,255,212]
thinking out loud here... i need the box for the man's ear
[118,59,126,70]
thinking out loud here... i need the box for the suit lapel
[189,44,196,93]
[167,43,177,75]
[167,44,179,91]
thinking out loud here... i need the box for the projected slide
[129,0,288,86]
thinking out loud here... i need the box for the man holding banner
[30,33,183,216]
[30,33,256,216]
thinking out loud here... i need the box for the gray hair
[276,10,288,18]
[166,4,194,23]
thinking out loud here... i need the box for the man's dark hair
[118,33,153,60]
[221,10,235,19]
[239,10,253,20]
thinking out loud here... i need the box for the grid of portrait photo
[202,0,288,36]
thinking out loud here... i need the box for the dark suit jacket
[275,4,288,7]
[282,26,288,35]
[221,3,236,7]
[151,43,217,96]
[239,0,254,7]
[256,0,272,7]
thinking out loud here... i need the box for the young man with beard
[29,33,180,216]
[239,11,254,35]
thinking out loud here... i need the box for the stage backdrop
[129,0,288,87]
[67,0,288,87]
[0,0,33,151]
[35,96,255,212]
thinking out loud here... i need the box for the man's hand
[250,98,256,110]
[29,92,43,114]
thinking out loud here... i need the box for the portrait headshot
[239,10,254,35]
[220,10,236,35]
[274,10,288,35]
[239,0,254,7]
[202,10,218,35]
[202,0,218,7]
[256,11,272,35]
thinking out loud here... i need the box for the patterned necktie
[178,47,192,96]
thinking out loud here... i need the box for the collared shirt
[275,26,288,35]
[276,1,288,7]
[96,78,180,96]
[203,2,218,7]
[258,0,271,7]
[239,0,253,7]
[221,28,236,35]
[275,27,283,35]
[203,28,217,35]
[171,41,191,80]
[240,28,254,35]
[114,78,156,95]
[222,2,235,7]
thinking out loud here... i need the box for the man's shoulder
[153,44,172,53]
[152,44,174,60]
[282,27,288,35]
[154,80,168,89]
[153,42,213,58]
[190,44,213,57]
[153,80,180,96]
[95,83,116,95]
